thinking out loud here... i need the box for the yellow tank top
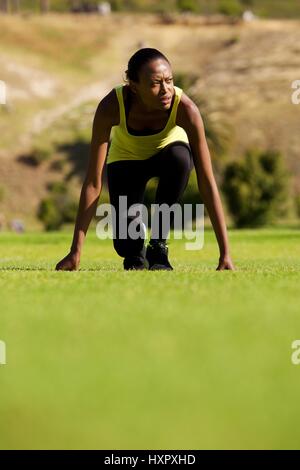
[106,84,189,164]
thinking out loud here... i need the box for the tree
[40,0,50,13]
[222,149,289,227]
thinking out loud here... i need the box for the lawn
[0,227,300,449]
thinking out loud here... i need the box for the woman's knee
[162,143,193,172]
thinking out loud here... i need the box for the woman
[56,48,235,271]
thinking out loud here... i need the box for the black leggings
[107,141,194,260]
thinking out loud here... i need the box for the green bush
[219,0,243,16]
[181,169,202,206]
[38,182,78,231]
[295,194,300,218]
[176,0,199,13]
[110,0,124,11]
[38,198,63,231]
[222,149,289,227]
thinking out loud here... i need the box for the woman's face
[129,58,174,111]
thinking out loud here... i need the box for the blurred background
[1,0,300,232]
[1,2,300,451]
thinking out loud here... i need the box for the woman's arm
[178,97,235,270]
[55,94,114,271]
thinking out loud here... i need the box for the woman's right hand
[55,251,80,271]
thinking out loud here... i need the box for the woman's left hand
[216,255,235,271]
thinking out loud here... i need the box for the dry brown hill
[0,13,299,227]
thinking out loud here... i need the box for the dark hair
[125,48,170,83]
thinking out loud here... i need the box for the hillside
[0,13,300,228]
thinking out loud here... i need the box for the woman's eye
[151,79,172,87]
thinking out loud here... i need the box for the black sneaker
[123,256,146,271]
[146,240,173,271]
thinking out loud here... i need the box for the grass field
[0,227,300,449]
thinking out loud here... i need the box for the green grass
[0,227,300,449]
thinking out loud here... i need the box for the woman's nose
[160,81,168,94]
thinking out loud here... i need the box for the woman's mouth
[160,96,171,104]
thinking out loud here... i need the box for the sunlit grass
[0,228,300,449]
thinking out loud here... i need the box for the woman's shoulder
[96,86,122,127]
[176,90,201,128]
[177,89,197,110]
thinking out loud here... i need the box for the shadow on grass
[15,138,110,207]
[57,139,89,181]
[56,139,109,185]
[0,266,120,272]
[16,154,40,167]
[0,267,50,271]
